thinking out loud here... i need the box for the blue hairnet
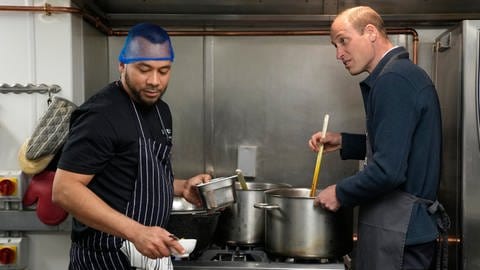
[118,23,174,64]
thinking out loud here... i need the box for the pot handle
[253,202,280,210]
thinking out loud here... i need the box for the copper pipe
[0,4,81,15]
[0,4,108,34]
[387,28,419,63]
[112,30,332,36]
[0,4,419,63]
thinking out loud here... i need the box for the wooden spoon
[310,114,329,197]
[235,169,249,190]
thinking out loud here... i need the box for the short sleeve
[58,109,117,174]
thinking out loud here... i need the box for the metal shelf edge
[0,211,71,232]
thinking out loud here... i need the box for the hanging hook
[47,88,53,105]
[44,3,52,16]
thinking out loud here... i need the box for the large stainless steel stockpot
[254,188,353,259]
[215,182,291,246]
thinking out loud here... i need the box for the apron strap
[431,201,450,270]
[417,198,451,270]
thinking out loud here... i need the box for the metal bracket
[0,83,61,95]
[435,32,452,52]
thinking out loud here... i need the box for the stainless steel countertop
[172,261,345,270]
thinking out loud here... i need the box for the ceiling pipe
[112,29,418,63]
[0,4,418,63]
[0,4,114,35]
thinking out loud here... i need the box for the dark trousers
[402,241,437,270]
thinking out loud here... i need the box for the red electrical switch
[0,178,17,196]
[0,245,16,265]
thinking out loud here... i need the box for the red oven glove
[22,170,68,225]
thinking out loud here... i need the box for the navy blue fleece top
[336,47,442,245]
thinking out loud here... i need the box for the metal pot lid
[172,196,203,211]
[196,175,237,190]
[234,182,292,191]
[265,187,316,198]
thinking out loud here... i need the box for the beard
[124,71,167,107]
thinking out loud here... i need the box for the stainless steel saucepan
[215,182,291,246]
[254,187,353,259]
[197,175,238,212]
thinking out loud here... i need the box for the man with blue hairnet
[53,23,211,269]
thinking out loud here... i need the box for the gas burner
[270,256,342,264]
[211,252,261,262]
[197,245,269,262]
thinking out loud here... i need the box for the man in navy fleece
[308,6,447,270]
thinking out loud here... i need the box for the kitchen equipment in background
[215,182,292,246]
[310,114,329,197]
[255,188,353,259]
[166,197,220,259]
[197,175,237,212]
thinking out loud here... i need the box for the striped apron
[69,101,174,270]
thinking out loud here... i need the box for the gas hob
[172,245,348,270]
[172,261,345,270]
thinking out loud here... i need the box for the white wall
[0,0,83,269]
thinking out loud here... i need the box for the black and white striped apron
[69,101,174,270]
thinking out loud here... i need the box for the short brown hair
[338,6,387,38]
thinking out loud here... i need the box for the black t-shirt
[58,81,173,240]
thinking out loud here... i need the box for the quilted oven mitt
[18,138,55,175]
[22,170,68,225]
[25,96,76,160]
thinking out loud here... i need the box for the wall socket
[0,171,25,202]
[0,237,28,269]
[237,145,257,178]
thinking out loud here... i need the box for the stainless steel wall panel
[434,25,463,270]
[203,36,216,176]
[210,35,364,186]
[0,211,71,232]
[461,20,480,270]
[433,20,480,270]
[164,37,206,179]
